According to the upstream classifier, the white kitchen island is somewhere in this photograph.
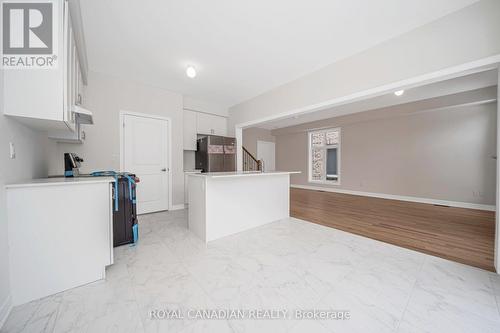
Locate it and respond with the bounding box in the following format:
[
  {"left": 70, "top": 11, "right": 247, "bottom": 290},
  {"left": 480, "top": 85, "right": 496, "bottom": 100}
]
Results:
[{"left": 188, "top": 171, "right": 299, "bottom": 242}]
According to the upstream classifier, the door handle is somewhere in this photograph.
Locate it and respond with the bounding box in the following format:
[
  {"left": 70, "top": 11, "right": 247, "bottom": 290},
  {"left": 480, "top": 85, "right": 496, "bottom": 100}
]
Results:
[{"left": 161, "top": 168, "right": 167, "bottom": 172}]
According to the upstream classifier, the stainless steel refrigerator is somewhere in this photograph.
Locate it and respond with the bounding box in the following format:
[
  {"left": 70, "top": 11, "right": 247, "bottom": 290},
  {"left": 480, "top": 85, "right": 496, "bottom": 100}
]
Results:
[{"left": 195, "top": 135, "right": 236, "bottom": 172}]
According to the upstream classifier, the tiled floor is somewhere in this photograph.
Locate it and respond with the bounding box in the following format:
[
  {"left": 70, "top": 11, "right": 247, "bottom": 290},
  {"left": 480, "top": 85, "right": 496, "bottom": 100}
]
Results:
[{"left": 2, "top": 209, "right": 500, "bottom": 332}]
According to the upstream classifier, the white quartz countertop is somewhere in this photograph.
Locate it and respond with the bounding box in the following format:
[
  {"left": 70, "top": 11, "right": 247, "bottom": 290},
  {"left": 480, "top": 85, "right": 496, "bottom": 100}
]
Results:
[
  {"left": 188, "top": 171, "right": 300, "bottom": 178},
  {"left": 5, "top": 177, "right": 116, "bottom": 189}
]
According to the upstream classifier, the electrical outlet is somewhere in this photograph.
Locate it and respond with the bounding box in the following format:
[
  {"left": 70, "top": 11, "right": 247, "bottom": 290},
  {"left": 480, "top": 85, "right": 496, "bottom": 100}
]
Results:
[{"left": 9, "top": 142, "right": 16, "bottom": 159}]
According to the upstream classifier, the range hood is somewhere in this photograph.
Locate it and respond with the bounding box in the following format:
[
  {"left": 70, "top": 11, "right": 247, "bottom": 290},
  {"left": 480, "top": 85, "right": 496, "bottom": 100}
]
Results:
[{"left": 72, "top": 105, "right": 94, "bottom": 125}]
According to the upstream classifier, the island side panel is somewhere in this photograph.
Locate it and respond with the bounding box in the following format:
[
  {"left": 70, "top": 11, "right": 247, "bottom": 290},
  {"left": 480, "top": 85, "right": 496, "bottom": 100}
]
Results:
[
  {"left": 6, "top": 182, "right": 111, "bottom": 306},
  {"left": 188, "top": 175, "right": 207, "bottom": 241},
  {"left": 205, "top": 174, "right": 290, "bottom": 241}
]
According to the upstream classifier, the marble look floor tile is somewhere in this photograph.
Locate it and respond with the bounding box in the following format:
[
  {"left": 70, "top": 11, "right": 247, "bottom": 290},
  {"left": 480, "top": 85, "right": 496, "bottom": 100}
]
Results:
[
  {"left": 178, "top": 319, "right": 234, "bottom": 333},
  {"left": 1, "top": 295, "right": 61, "bottom": 333},
  {"left": 397, "top": 256, "right": 500, "bottom": 333},
  {"left": 55, "top": 305, "right": 145, "bottom": 333},
  {"left": 185, "top": 256, "right": 258, "bottom": 306},
  {"left": 52, "top": 275, "right": 139, "bottom": 333},
  {"left": 333, "top": 264, "right": 418, "bottom": 330},
  {"left": 286, "top": 238, "right": 371, "bottom": 289},
  {"left": 227, "top": 319, "right": 289, "bottom": 333},
  {"left": 358, "top": 245, "right": 425, "bottom": 284},
  {"left": 398, "top": 285, "right": 500, "bottom": 333},
  {"left": 131, "top": 263, "right": 217, "bottom": 333},
  {"left": 254, "top": 264, "right": 332, "bottom": 309},
  {"left": 4, "top": 210, "right": 500, "bottom": 333},
  {"left": 414, "top": 257, "right": 500, "bottom": 322},
  {"left": 312, "top": 238, "right": 422, "bottom": 332},
  {"left": 122, "top": 241, "right": 181, "bottom": 271},
  {"left": 489, "top": 273, "right": 500, "bottom": 317},
  {"left": 317, "top": 286, "right": 395, "bottom": 333},
  {"left": 288, "top": 319, "right": 333, "bottom": 333}
]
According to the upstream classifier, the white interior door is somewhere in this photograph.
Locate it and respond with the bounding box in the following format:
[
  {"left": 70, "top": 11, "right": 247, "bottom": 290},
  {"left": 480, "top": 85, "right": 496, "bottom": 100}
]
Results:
[
  {"left": 123, "top": 114, "right": 169, "bottom": 214},
  {"left": 257, "top": 140, "right": 276, "bottom": 171}
]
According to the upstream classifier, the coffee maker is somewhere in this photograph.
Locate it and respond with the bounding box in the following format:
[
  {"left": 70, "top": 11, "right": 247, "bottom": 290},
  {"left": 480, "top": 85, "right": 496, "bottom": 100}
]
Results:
[{"left": 64, "top": 153, "right": 84, "bottom": 177}]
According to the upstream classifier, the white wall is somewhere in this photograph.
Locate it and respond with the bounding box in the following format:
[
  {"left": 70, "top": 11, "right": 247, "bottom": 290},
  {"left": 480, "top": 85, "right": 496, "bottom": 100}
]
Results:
[
  {"left": 0, "top": 70, "right": 51, "bottom": 324},
  {"left": 496, "top": 74, "right": 500, "bottom": 271},
  {"left": 183, "top": 96, "right": 228, "bottom": 117},
  {"left": 228, "top": 0, "right": 500, "bottom": 132},
  {"left": 48, "top": 71, "right": 185, "bottom": 206}
]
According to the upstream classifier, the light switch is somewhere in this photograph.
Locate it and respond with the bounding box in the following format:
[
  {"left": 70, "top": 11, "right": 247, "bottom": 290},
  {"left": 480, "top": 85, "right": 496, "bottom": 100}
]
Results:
[{"left": 9, "top": 142, "right": 16, "bottom": 159}]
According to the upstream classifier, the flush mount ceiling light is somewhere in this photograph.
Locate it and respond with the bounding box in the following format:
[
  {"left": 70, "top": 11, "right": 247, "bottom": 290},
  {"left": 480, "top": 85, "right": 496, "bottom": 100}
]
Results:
[
  {"left": 394, "top": 90, "right": 405, "bottom": 96},
  {"left": 186, "top": 66, "right": 197, "bottom": 78}
]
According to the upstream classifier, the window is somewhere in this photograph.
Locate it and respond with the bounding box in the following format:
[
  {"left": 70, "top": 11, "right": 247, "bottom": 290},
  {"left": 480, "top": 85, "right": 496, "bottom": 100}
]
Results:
[{"left": 309, "top": 128, "right": 340, "bottom": 184}]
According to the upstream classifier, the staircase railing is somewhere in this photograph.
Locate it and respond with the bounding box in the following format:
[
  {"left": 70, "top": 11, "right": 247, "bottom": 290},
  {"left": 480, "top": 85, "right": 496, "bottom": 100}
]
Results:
[{"left": 242, "top": 146, "right": 262, "bottom": 171}]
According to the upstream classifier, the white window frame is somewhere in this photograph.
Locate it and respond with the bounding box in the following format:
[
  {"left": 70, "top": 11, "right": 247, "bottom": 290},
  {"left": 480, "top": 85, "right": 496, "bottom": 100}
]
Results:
[{"left": 308, "top": 127, "right": 341, "bottom": 185}]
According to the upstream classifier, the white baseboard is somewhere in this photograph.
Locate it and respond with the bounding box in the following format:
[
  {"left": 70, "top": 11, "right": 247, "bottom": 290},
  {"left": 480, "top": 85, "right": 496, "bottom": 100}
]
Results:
[
  {"left": 170, "top": 204, "right": 185, "bottom": 211},
  {"left": 291, "top": 184, "right": 496, "bottom": 211},
  {"left": 0, "top": 294, "right": 13, "bottom": 330}
]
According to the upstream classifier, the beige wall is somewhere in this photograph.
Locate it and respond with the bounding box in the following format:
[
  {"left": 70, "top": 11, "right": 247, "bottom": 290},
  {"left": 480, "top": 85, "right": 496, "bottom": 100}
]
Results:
[
  {"left": 48, "top": 71, "right": 185, "bottom": 206},
  {"left": 275, "top": 102, "right": 497, "bottom": 205},
  {"left": 0, "top": 70, "right": 51, "bottom": 320},
  {"left": 228, "top": 0, "right": 500, "bottom": 133},
  {"left": 242, "top": 127, "right": 275, "bottom": 157}
]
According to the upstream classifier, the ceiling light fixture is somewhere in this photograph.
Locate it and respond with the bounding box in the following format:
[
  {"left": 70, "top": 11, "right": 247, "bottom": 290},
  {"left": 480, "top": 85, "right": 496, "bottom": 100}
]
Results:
[
  {"left": 394, "top": 90, "right": 405, "bottom": 96},
  {"left": 186, "top": 66, "right": 197, "bottom": 78}
]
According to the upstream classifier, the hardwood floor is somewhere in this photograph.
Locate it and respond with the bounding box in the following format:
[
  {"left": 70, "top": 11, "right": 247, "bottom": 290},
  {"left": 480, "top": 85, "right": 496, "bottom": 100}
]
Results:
[{"left": 290, "top": 188, "right": 496, "bottom": 271}]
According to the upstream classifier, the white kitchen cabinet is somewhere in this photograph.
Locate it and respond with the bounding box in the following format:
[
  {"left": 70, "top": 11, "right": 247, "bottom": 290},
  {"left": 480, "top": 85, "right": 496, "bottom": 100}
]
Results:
[
  {"left": 183, "top": 110, "right": 198, "bottom": 150},
  {"left": 184, "top": 170, "right": 202, "bottom": 204},
  {"left": 63, "top": 5, "right": 77, "bottom": 132},
  {"left": 48, "top": 121, "right": 86, "bottom": 143},
  {"left": 3, "top": 0, "right": 86, "bottom": 132},
  {"left": 196, "top": 112, "right": 212, "bottom": 135},
  {"left": 196, "top": 112, "right": 227, "bottom": 136},
  {"left": 212, "top": 115, "right": 227, "bottom": 136},
  {"left": 6, "top": 177, "right": 115, "bottom": 306}
]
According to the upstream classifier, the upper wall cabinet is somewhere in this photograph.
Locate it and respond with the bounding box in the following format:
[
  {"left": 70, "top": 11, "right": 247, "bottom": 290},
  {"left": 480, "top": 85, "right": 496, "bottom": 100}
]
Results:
[
  {"left": 183, "top": 110, "right": 198, "bottom": 150},
  {"left": 196, "top": 113, "right": 227, "bottom": 136},
  {"left": 2, "top": 0, "right": 88, "bottom": 132},
  {"left": 183, "top": 110, "right": 228, "bottom": 150}
]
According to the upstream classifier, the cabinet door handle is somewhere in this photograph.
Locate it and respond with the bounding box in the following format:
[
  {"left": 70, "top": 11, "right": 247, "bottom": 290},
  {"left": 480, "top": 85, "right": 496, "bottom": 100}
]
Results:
[{"left": 161, "top": 168, "right": 167, "bottom": 172}]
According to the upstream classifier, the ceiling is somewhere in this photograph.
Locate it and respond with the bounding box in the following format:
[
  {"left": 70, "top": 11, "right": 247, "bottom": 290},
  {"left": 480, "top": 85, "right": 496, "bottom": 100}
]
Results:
[
  {"left": 257, "top": 69, "right": 498, "bottom": 130},
  {"left": 80, "top": 0, "right": 478, "bottom": 108}
]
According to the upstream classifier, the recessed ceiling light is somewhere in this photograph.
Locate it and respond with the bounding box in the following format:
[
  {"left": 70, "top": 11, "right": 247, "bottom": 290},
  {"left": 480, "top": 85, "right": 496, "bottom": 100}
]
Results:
[
  {"left": 394, "top": 90, "right": 405, "bottom": 96},
  {"left": 186, "top": 66, "right": 197, "bottom": 78}
]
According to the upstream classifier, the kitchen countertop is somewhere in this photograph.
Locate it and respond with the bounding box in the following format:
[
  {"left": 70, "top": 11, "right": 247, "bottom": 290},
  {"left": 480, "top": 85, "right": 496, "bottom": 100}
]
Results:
[
  {"left": 5, "top": 177, "right": 116, "bottom": 189},
  {"left": 188, "top": 171, "right": 300, "bottom": 178}
]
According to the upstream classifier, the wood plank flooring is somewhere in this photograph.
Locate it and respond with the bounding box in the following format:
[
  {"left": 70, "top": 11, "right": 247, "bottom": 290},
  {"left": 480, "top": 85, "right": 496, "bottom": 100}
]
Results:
[{"left": 290, "top": 188, "right": 496, "bottom": 271}]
